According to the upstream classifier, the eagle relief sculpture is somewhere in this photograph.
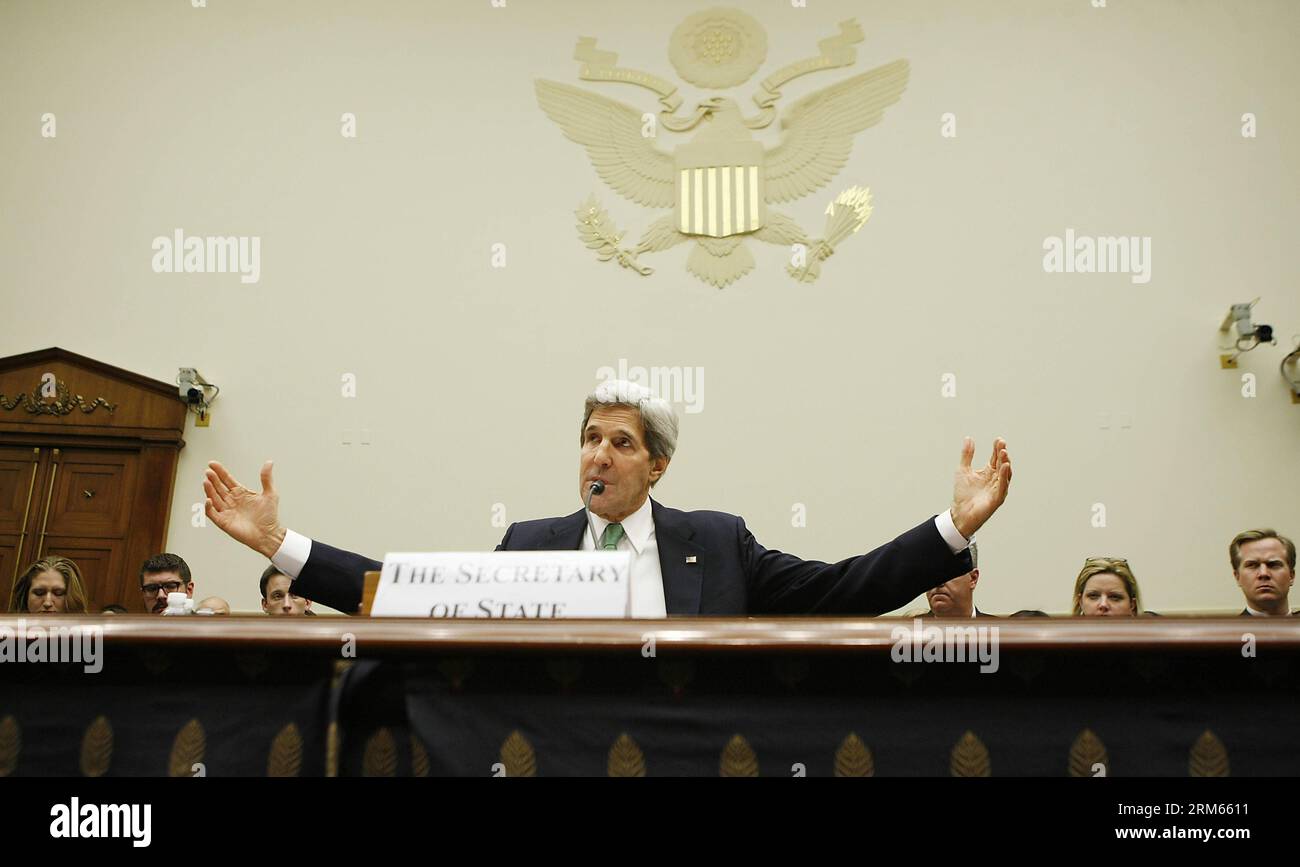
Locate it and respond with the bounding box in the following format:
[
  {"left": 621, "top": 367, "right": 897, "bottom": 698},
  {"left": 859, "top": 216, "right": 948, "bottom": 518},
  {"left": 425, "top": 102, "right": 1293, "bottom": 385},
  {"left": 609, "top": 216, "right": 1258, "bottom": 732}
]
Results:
[{"left": 535, "top": 7, "right": 908, "bottom": 288}]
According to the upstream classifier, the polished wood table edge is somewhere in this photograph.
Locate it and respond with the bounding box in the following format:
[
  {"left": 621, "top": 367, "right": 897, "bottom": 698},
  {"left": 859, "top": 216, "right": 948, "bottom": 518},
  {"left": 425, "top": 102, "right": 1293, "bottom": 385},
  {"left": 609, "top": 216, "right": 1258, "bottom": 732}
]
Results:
[{"left": 0, "top": 615, "right": 1294, "bottom": 652}]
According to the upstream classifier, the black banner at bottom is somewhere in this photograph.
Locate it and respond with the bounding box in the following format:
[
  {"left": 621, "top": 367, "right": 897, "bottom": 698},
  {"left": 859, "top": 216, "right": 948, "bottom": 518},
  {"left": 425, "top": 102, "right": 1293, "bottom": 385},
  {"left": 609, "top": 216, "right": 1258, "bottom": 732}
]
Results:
[{"left": 0, "top": 776, "right": 1281, "bottom": 854}]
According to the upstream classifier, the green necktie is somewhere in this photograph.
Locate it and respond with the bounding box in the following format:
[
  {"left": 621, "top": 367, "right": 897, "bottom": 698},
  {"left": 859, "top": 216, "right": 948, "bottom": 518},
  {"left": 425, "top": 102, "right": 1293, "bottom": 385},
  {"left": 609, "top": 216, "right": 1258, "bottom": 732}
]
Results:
[{"left": 600, "top": 523, "right": 625, "bottom": 550}]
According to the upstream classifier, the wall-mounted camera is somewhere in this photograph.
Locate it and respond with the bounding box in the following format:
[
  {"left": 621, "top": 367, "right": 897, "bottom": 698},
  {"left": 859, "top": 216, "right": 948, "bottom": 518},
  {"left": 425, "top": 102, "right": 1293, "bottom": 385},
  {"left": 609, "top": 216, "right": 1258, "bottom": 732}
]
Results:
[
  {"left": 177, "top": 368, "right": 219, "bottom": 425},
  {"left": 1218, "top": 298, "right": 1276, "bottom": 368}
]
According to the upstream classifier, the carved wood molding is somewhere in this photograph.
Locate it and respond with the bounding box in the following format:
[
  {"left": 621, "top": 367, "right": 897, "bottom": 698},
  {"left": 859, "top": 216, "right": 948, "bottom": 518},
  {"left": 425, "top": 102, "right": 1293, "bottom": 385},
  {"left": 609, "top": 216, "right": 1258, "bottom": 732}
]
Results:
[{"left": 0, "top": 377, "right": 116, "bottom": 416}]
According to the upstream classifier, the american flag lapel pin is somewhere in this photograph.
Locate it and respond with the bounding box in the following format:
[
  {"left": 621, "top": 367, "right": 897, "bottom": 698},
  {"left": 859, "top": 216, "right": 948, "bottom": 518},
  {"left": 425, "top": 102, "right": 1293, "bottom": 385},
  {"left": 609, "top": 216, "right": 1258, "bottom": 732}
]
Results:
[{"left": 685, "top": 555, "right": 697, "bottom": 564}]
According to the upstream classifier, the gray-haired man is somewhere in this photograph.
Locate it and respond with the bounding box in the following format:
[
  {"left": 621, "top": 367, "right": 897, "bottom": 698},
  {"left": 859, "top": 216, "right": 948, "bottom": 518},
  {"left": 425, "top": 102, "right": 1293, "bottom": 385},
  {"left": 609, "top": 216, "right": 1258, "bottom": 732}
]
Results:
[{"left": 203, "top": 380, "right": 1012, "bottom": 616}]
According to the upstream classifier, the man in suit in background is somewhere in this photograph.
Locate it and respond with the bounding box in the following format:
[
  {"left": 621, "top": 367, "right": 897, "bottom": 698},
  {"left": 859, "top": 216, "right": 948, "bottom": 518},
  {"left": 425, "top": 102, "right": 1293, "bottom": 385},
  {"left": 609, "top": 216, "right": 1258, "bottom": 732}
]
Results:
[
  {"left": 203, "top": 380, "right": 1013, "bottom": 616},
  {"left": 922, "top": 541, "right": 994, "bottom": 617},
  {"left": 1230, "top": 528, "right": 1295, "bottom": 616},
  {"left": 260, "top": 564, "right": 314, "bottom": 616}
]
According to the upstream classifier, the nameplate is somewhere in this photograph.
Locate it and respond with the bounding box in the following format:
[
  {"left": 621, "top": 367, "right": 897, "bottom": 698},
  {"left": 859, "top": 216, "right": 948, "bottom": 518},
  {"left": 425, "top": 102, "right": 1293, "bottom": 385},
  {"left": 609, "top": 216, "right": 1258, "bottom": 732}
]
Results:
[{"left": 371, "top": 551, "right": 632, "bottom": 618}]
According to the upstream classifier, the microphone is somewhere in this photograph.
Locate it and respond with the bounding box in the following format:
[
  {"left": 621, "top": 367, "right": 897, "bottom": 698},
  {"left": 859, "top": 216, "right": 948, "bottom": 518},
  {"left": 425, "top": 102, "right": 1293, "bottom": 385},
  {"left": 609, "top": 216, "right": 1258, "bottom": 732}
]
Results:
[{"left": 584, "top": 481, "right": 605, "bottom": 549}]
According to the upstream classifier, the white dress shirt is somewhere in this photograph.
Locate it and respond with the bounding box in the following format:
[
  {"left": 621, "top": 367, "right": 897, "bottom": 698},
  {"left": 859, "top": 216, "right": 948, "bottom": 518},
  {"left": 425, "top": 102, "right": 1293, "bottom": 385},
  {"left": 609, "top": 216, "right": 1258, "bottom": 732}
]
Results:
[
  {"left": 579, "top": 496, "right": 665, "bottom": 617},
  {"left": 270, "top": 507, "right": 972, "bottom": 616},
  {"left": 271, "top": 528, "right": 313, "bottom": 580}
]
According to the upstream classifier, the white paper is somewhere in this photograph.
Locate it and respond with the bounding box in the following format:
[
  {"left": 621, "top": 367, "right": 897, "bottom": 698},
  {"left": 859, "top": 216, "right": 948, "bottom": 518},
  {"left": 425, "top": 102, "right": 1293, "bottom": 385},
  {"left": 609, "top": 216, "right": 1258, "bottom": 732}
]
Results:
[{"left": 371, "top": 550, "right": 632, "bottom": 618}]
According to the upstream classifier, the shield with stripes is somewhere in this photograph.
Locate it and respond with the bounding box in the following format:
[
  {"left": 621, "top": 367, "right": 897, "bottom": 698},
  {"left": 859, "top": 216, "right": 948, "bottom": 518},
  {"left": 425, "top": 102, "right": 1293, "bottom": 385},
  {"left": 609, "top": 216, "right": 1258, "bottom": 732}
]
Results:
[{"left": 674, "top": 140, "right": 765, "bottom": 238}]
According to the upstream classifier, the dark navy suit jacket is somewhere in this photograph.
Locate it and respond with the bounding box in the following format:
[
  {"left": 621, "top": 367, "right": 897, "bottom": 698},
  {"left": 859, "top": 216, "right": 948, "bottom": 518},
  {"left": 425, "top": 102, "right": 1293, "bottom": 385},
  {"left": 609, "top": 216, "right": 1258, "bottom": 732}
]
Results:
[{"left": 290, "top": 499, "right": 972, "bottom": 616}]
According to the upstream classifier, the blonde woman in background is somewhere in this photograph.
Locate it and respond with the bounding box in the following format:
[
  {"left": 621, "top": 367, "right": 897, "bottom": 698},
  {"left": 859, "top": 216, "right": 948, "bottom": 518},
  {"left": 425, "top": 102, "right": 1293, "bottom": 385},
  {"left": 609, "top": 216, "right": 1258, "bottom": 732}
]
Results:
[
  {"left": 8, "top": 556, "right": 89, "bottom": 614},
  {"left": 1072, "top": 557, "right": 1141, "bottom": 617}
]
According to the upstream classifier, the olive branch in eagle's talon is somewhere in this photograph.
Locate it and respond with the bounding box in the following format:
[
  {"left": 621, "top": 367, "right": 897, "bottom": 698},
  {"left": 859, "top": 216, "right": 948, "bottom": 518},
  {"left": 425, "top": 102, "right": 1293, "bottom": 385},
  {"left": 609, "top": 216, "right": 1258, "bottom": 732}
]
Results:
[{"left": 575, "top": 197, "right": 653, "bottom": 276}]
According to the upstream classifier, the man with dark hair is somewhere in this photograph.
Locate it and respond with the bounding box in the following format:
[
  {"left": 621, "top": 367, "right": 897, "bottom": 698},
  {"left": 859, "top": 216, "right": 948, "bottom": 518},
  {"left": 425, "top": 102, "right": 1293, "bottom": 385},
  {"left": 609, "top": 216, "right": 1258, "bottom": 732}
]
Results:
[
  {"left": 139, "top": 553, "right": 194, "bottom": 614},
  {"left": 260, "top": 564, "right": 313, "bottom": 615},
  {"left": 1230, "top": 528, "right": 1296, "bottom": 616}
]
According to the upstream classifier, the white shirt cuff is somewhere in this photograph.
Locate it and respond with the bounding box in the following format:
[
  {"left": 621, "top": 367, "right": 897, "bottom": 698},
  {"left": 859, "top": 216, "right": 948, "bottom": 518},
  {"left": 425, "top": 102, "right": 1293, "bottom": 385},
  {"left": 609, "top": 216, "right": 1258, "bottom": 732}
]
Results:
[
  {"left": 271, "top": 528, "right": 312, "bottom": 579},
  {"left": 934, "top": 510, "right": 971, "bottom": 555}
]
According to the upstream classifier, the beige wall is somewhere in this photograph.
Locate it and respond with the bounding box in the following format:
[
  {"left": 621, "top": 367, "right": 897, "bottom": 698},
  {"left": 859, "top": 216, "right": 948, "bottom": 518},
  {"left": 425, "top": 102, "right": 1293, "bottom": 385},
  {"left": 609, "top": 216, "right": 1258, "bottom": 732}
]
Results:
[{"left": 2, "top": 0, "right": 1297, "bottom": 615}]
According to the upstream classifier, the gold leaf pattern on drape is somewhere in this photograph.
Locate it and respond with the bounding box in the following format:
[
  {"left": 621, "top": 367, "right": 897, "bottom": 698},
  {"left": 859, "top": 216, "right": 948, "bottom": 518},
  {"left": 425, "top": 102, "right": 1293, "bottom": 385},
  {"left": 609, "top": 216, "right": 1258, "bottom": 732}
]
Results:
[
  {"left": 1189, "top": 730, "right": 1230, "bottom": 777},
  {"left": 720, "top": 734, "right": 759, "bottom": 777},
  {"left": 168, "top": 719, "right": 205, "bottom": 777},
  {"left": 80, "top": 716, "right": 113, "bottom": 777},
  {"left": 834, "top": 733, "right": 874, "bottom": 777},
  {"left": 950, "top": 731, "right": 990, "bottom": 777},
  {"left": 607, "top": 733, "right": 646, "bottom": 777},
  {"left": 267, "top": 723, "right": 303, "bottom": 777},
  {"left": 363, "top": 728, "right": 397, "bottom": 777},
  {"left": 411, "top": 735, "right": 430, "bottom": 778},
  {"left": 0, "top": 716, "right": 19, "bottom": 776},
  {"left": 1068, "top": 729, "right": 1108, "bottom": 777},
  {"left": 500, "top": 730, "right": 537, "bottom": 777}
]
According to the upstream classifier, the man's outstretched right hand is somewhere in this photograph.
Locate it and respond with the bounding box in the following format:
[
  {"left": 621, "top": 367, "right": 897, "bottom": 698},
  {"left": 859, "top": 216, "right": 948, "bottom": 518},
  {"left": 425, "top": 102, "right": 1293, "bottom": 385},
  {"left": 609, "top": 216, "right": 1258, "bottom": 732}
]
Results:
[{"left": 204, "top": 460, "right": 286, "bottom": 560}]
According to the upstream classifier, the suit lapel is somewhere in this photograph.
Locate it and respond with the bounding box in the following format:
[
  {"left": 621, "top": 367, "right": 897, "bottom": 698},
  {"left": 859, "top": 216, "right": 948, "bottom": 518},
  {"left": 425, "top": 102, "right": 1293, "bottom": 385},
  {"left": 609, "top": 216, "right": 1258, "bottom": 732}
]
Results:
[
  {"left": 552, "top": 502, "right": 704, "bottom": 615},
  {"left": 651, "top": 500, "right": 704, "bottom": 615},
  {"left": 547, "top": 510, "right": 589, "bottom": 551}
]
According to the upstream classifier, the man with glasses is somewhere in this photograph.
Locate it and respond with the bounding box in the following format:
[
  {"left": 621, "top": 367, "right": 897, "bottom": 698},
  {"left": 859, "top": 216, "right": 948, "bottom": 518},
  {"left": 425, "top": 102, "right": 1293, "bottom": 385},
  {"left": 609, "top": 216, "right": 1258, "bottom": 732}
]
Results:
[{"left": 139, "top": 553, "right": 195, "bottom": 614}]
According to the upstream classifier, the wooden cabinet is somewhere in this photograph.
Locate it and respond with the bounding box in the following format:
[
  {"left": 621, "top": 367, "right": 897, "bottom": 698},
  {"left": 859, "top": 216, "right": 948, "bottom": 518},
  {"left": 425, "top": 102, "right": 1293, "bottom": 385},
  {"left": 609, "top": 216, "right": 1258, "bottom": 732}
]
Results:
[
  {"left": 0, "top": 445, "right": 43, "bottom": 596},
  {"left": 0, "top": 349, "right": 187, "bottom": 611}
]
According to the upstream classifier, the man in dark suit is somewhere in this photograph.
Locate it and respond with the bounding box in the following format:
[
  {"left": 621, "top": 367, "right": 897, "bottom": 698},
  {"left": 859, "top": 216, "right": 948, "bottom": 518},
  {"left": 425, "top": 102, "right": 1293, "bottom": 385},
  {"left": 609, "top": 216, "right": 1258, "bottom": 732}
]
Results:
[
  {"left": 1229, "top": 528, "right": 1296, "bottom": 617},
  {"left": 920, "top": 541, "right": 995, "bottom": 617},
  {"left": 203, "top": 380, "right": 1013, "bottom": 616}
]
